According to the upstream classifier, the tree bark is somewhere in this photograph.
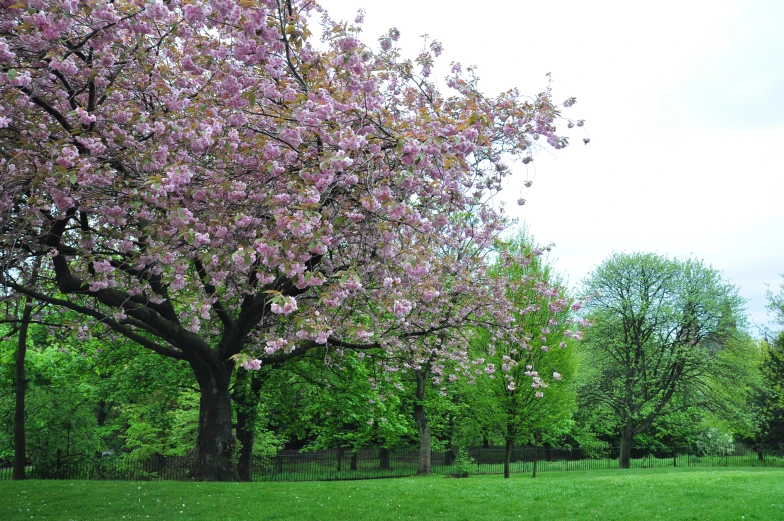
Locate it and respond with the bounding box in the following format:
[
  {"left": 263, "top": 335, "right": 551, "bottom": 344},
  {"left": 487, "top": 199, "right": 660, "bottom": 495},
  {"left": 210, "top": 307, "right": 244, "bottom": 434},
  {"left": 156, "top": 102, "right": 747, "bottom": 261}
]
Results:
[
  {"left": 379, "top": 447, "right": 390, "bottom": 470},
  {"left": 193, "top": 360, "right": 239, "bottom": 481},
  {"left": 619, "top": 424, "right": 634, "bottom": 469},
  {"left": 414, "top": 370, "right": 431, "bottom": 475},
  {"left": 532, "top": 439, "right": 539, "bottom": 479},
  {"left": 504, "top": 438, "right": 513, "bottom": 479},
  {"left": 233, "top": 370, "right": 263, "bottom": 482},
  {"left": 12, "top": 292, "right": 35, "bottom": 480},
  {"left": 444, "top": 409, "right": 456, "bottom": 466}
]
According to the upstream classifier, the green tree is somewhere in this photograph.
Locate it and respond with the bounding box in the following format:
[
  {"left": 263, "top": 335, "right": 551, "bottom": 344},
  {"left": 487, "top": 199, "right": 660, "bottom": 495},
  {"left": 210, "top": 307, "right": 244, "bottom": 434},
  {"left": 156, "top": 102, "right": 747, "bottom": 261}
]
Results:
[
  {"left": 472, "top": 233, "right": 581, "bottom": 478},
  {"left": 578, "top": 252, "right": 745, "bottom": 468},
  {"left": 745, "top": 277, "right": 784, "bottom": 452},
  {"left": 760, "top": 333, "right": 784, "bottom": 449}
]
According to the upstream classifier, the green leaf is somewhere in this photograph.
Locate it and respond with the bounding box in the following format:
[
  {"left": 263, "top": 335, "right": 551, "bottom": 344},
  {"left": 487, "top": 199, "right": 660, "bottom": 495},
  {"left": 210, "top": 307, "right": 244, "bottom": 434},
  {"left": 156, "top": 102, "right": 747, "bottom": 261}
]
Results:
[{"left": 7, "top": 69, "right": 17, "bottom": 80}]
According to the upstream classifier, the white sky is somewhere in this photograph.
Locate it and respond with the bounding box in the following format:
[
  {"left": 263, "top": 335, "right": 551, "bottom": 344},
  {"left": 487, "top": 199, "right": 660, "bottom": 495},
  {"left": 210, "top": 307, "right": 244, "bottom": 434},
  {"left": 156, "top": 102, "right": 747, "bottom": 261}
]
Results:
[{"left": 321, "top": 0, "right": 784, "bottom": 332}]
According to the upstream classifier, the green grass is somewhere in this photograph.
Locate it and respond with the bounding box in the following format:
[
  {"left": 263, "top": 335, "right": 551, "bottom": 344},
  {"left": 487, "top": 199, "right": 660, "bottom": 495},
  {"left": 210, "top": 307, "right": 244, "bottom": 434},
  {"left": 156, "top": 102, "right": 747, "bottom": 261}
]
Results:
[{"left": 1, "top": 467, "right": 782, "bottom": 521}]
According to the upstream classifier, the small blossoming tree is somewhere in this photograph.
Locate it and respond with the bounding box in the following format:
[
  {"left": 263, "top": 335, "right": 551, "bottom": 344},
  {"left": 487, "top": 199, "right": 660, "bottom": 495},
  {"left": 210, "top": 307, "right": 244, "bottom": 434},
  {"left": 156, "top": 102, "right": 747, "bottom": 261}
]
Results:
[
  {"left": 471, "top": 233, "right": 585, "bottom": 478},
  {"left": 0, "top": 0, "right": 580, "bottom": 480}
]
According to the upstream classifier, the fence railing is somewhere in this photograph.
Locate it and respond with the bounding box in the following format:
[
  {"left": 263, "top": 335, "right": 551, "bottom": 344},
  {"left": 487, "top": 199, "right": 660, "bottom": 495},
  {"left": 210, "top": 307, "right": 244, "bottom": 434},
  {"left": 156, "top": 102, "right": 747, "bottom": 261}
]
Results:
[{"left": 1, "top": 443, "right": 781, "bottom": 482}]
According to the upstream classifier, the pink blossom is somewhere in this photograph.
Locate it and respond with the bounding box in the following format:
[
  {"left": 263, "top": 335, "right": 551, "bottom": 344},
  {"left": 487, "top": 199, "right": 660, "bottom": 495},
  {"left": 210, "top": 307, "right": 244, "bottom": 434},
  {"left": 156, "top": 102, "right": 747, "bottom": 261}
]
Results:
[
  {"left": 270, "top": 296, "right": 298, "bottom": 315},
  {"left": 241, "top": 359, "right": 262, "bottom": 370}
]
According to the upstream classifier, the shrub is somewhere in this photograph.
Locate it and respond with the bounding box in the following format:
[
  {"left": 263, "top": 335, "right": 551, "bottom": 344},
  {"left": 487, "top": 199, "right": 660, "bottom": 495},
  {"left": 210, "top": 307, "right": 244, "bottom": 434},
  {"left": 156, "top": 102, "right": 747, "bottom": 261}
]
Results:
[{"left": 449, "top": 448, "right": 476, "bottom": 478}]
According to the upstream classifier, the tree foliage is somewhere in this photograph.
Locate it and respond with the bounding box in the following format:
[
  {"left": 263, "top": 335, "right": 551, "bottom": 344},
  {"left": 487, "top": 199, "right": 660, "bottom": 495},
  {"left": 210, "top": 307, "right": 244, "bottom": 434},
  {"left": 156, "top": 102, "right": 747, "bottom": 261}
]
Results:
[
  {"left": 470, "top": 231, "right": 582, "bottom": 477},
  {"left": 0, "top": 1, "right": 581, "bottom": 479},
  {"left": 577, "top": 252, "right": 746, "bottom": 468}
]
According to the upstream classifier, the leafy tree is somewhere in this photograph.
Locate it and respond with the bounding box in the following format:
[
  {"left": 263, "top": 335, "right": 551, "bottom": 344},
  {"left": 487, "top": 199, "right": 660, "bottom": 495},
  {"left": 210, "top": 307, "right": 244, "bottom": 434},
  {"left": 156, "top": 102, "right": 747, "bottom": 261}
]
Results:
[
  {"left": 767, "top": 276, "right": 784, "bottom": 331},
  {"left": 577, "top": 252, "right": 745, "bottom": 468},
  {"left": 759, "top": 332, "right": 784, "bottom": 449},
  {"left": 261, "top": 352, "right": 412, "bottom": 452},
  {"left": 471, "top": 234, "right": 581, "bottom": 478},
  {"left": 0, "top": 1, "right": 582, "bottom": 479},
  {"left": 1, "top": 310, "right": 197, "bottom": 477},
  {"left": 742, "top": 279, "right": 784, "bottom": 454},
  {"left": 1, "top": 323, "right": 103, "bottom": 467}
]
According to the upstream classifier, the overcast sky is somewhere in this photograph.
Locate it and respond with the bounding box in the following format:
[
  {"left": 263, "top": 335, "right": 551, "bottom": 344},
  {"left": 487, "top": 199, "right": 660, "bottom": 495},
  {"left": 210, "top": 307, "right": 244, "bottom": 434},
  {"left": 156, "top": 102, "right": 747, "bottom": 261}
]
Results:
[{"left": 321, "top": 0, "right": 784, "bottom": 332}]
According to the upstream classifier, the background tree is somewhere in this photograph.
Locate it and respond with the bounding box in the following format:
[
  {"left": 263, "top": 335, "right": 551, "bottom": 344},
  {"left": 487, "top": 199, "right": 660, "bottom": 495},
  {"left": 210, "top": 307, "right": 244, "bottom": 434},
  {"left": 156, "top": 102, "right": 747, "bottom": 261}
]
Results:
[
  {"left": 471, "top": 233, "right": 581, "bottom": 478},
  {"left": 0, "top": 1, "right": 580, "bottom": 479},
  {"left": 759, "top": 333, "right": 784, "bottom": 450},
  {"left": 742, "top": 277, "right": 784, "bottom": 453},
  {"left": 577, "top": 252, "right": 746, "bottom": 468}
]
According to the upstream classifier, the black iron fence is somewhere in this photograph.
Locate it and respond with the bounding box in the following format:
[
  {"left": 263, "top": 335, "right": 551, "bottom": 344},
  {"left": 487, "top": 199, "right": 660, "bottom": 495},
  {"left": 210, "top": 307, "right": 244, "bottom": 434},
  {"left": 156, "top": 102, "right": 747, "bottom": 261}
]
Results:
[
  {"left": 252, "top": 443, "right": 784, "bottom": 481},
  {"left": 0, "top": 454, "right": 195, "bottom": 481},
  {"left": 1, "top": 443, "right": 781, "bottom": 482}
]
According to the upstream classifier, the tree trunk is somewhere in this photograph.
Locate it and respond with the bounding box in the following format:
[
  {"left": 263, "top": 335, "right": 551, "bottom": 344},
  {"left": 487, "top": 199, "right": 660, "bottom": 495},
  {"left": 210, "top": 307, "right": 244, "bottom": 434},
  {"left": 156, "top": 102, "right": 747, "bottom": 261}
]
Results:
[
  {"left": 414, "top": 370, "right": 431, "bottom": 475},
  {"left": 504, "top": 438, "right": 513, "bottom": 479},
  {"left": 672, "top": 445, "right": 677, "bottom": 468},
  {"left": 233, "top": 370, "right": 263, "bottom": 482},
  {"left": 619, "top": 424, "right": 634, "bottom": 469},
  {"left": 379, "top": 447, "right": 390, "bottom": 470},
  {"left": 444, "top": 448, "right": 456, "bottom": 466},
  {"left": 12, "top": 292, "right": 34, "bottom": 480},
  {"left": 444, "top": 409, "right": 456, "bottom": 466},
  {"left": 532, "top": 440, "right": 539, "bottom": 479},
  {"left": 350, "top": 451, "right": 358, "bottom": 471},
  {"left": 96, "top": 400, "right": 108, "bottom": 427},
  {"left": 193, "top": 361, "right": 239, "bottom": 481}
]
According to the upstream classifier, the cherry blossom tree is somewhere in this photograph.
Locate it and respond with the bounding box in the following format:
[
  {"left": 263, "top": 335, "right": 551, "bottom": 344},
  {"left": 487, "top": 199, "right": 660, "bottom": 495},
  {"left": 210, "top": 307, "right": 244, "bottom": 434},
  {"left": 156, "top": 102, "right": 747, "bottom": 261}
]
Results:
[
  {"left": 0, "top": 0, "right": 580, "bottom": 480},
  {"left": 470, "top": 234, "right": 584, "bottom": 478}
]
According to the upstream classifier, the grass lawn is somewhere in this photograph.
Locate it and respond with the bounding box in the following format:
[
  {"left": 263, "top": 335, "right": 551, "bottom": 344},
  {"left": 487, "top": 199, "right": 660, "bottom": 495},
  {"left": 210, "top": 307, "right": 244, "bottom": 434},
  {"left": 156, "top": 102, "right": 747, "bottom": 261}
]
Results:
[{"left": 1, "top": 467, "right": 782, "bottom": 521}]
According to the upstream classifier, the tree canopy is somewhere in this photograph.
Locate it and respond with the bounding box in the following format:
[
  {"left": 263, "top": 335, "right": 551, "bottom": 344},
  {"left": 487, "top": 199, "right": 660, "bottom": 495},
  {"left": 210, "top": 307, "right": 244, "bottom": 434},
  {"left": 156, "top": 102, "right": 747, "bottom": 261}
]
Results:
[
  {"left": 0, "top": 0, "right": 581, "bottom": 479},
  {"left": 577, "top": 252, "right": 746, "bottom": 468}
]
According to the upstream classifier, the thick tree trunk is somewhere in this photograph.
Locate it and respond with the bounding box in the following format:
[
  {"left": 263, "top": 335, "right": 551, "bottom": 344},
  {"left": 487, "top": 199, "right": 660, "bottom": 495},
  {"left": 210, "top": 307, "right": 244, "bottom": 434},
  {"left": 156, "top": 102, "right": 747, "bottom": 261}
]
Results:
[
  {"left": 414, "top": 370, "right": 431, "bottom": 475},
  {"left": 233, "top": 370, "right": 263, "bottom": 482},
  {"left": 13, "top": 293, "right": 34, "bottom": 480},
  {"left": 619, "top": 424, "right": 634, "bottom": 469},
  {"left": 193, "top": 361, "right": 239, "bottom": 481},
  {"left": 504, "top": 438, "right": 513, "bottom": 479},
  {"left": 414, "top": 404, "right": 431, "bottom": 475},
  {"left": 350, "top": 451, "right": 358, "bottom": 471}
]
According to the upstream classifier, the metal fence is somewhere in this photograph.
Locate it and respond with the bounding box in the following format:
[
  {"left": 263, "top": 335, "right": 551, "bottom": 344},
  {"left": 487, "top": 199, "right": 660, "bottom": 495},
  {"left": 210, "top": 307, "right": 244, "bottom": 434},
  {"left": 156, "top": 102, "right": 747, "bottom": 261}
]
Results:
[
  {"left": 0, "top": 454, "right": 195, "bottom": 481},
  {"left": 252, "top": 443, "right": 784, "bottom": 481},
  {"left": 1, "top": 443, "right": 781, "bottom": 482}
]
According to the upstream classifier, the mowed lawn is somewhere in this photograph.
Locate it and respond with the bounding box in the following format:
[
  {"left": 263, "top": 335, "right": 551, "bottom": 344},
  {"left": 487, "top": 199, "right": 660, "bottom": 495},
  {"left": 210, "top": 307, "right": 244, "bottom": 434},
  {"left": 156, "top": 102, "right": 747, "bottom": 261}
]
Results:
[{"left": 1, "top": 467, "right": 782, "bottom": 521}]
